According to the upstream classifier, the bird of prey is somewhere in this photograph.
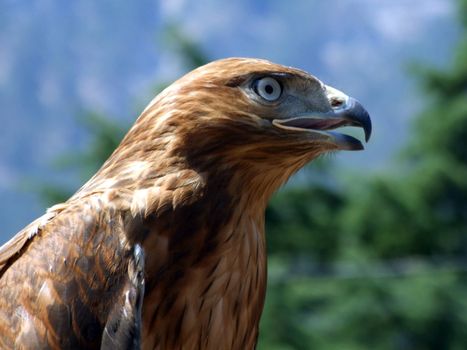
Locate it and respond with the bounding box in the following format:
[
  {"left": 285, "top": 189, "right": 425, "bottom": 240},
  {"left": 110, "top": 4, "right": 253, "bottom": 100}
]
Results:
[{"left": 0, "top": 58, "right": 371, "bottom": 349}]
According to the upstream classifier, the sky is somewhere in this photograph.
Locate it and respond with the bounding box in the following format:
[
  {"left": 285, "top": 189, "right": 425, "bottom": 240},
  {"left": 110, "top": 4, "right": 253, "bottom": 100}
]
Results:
[{"left": 0, "top": 0, "right": 461, "bottom": 241}]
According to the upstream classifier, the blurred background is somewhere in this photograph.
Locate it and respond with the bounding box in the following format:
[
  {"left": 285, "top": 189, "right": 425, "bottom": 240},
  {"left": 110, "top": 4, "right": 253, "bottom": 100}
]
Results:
[{"left": 1, "top": 0, "right": 466, "bottom": 348}]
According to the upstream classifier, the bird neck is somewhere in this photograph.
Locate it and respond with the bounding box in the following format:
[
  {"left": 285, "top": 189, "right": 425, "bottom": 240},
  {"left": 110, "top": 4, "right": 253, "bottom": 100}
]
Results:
[
  {"left": 70, "top": 132, "right": 299, "bottom": 347},
  {"left": 130, "top": 167, "right": 269, "bottom": 349}
]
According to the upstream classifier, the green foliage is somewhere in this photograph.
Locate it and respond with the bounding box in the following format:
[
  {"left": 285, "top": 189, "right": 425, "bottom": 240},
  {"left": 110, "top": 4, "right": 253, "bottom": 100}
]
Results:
[
  {"left": 36, "top": 112, "right": 127, "bottom": 205},
  {"left": 261, "top": 264, "right": 467, "bottom": 350},
  {"left": 162, "top": 24, "right": 210, "bottom": 70},
  {"left": 266, "top": 185, "right": 343, "bottom": 262}
]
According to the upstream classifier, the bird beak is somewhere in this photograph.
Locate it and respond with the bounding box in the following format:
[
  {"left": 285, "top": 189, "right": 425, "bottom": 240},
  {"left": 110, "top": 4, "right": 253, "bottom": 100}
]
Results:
[{"left": 272, "top": 85, "right": 372, "bottom": 151}]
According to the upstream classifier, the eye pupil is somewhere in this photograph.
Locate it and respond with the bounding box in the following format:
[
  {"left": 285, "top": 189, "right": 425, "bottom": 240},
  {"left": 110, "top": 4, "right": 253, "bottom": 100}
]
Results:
[{"left": 265, "top": 84, "right": 274, "bottom": 94}]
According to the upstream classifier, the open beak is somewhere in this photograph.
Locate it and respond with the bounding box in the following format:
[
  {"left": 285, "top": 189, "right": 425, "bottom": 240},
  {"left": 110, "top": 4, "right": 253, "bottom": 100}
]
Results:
[{"left": 272, "top": 85, "right": 372, "bottom": 151}]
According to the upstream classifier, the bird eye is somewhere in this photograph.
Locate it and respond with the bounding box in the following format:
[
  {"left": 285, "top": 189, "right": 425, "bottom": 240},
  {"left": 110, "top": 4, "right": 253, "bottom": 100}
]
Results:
[{"left": 254, "top": 77, "right": 282, "bottom": 102}]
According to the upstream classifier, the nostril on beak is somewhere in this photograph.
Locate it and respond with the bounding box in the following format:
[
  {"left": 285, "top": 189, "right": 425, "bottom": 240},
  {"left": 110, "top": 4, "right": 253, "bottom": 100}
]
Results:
[
  {"left": 325, "top": 85, "right": 350, "bottom": 110},
  {"left": 330, "top": 96, "right": 346, "bottom": 109}
]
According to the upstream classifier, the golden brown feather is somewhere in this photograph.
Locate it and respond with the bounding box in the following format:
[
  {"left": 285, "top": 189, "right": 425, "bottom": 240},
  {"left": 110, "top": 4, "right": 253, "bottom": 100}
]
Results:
[{"left": 0, "top": 58, "right": 371, "bottom": 349}]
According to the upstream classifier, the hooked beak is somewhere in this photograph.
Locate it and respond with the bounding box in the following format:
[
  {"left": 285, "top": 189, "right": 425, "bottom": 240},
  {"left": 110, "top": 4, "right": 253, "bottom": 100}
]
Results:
[{"left": 272, "top": 85, "right": 372, "bottom": 150}]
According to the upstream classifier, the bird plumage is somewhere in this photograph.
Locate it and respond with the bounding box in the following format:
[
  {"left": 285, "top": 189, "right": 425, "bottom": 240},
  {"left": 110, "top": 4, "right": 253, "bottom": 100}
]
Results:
[{"left": 0, "top": 58, "right": 371, "bottom": 349}]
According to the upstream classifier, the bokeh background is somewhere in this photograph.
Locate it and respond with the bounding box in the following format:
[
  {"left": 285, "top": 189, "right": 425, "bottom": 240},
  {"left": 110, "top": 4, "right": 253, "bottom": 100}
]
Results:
[{"left": 1, "top": 0, "right": 466, "bottom": 348}]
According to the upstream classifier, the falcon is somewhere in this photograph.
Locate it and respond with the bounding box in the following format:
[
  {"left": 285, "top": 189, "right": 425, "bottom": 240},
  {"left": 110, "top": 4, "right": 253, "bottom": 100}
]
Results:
[{"left": 0, "top": 58, "right": 371, "bottom": 349}]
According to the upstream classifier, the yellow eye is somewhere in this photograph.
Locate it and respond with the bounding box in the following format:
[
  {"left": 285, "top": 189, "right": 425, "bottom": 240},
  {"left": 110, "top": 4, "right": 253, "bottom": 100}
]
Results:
[{"left": 254, "top": 77, "right": 282, "bottom": 102}]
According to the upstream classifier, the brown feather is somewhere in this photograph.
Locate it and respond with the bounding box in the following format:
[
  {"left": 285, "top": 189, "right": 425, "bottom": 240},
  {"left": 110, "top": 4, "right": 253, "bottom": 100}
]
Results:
[{"left": 0, "top": 58, "right": 366, "bottom": 349}]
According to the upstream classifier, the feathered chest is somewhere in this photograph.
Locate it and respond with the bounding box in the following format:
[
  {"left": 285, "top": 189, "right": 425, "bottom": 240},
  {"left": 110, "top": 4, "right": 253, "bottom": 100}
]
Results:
[{"left": 136, "top": 202, "right": 268, "bottom": 350}]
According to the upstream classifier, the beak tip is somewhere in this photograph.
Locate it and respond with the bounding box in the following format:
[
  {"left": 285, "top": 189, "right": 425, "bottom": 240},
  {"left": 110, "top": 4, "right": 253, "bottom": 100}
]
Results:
[
  {"left": 363, "top": 112, "right": 372, "bottom": 143},
  {"left": 348, "top": 98, "right": 372, "bottom": 143}
]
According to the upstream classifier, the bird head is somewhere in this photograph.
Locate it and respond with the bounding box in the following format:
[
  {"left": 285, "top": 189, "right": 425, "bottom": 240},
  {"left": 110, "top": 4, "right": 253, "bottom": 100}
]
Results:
[
  {"left": 109, "top": 58, "right": 371, "bottom": 201},
  {"left": 146, "top": 58, "right": 369, "bottom": 164},
  {"left": 203, "top": 58, "right": 368, "bottom": 143}
]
